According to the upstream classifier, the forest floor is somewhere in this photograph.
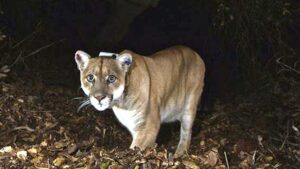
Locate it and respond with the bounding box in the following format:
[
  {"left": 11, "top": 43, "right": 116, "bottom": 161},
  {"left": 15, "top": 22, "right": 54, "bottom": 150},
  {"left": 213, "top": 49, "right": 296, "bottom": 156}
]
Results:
[{"left": 0, "top": 75, "right": 299, "bottom": 169}]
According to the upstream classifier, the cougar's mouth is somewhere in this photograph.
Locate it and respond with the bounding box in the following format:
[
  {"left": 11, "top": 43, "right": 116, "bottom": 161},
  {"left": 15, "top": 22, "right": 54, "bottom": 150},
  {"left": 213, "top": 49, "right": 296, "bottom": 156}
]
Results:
[{"left": 90, "top": 95, "right": 112, "bottom": 111}]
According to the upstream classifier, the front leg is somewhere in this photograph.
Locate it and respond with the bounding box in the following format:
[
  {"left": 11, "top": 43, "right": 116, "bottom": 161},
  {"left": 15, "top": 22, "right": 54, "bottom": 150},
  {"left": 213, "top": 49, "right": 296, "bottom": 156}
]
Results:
[
  {"left": 130, "top": 127, "right": 159, "bottom": 150},
  {"left": 129, "top": 104, "right": 160, "bottom": 150}
]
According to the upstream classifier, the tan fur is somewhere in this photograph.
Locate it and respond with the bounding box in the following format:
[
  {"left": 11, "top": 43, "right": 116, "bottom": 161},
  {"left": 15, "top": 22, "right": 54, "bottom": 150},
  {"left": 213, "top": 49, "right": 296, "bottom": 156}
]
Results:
[{"left": 75, "top": 46, "right": 205, "bottom": 157}]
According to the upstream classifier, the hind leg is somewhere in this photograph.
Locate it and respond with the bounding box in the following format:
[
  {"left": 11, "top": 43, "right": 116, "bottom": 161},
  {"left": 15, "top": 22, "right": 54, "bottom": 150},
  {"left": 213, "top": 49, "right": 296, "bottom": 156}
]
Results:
[{"left": 175, "top": 93, "right": 202, "bottom": 157}]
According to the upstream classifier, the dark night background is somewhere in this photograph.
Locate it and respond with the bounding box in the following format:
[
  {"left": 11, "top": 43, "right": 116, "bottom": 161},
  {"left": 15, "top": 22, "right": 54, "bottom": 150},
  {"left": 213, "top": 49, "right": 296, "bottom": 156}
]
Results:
[
  {"left": 0, "top": 0, "right": 299, "bottom": 168},
  {"left": 1, "top": 0, "right": 299, "bottom": 98}
]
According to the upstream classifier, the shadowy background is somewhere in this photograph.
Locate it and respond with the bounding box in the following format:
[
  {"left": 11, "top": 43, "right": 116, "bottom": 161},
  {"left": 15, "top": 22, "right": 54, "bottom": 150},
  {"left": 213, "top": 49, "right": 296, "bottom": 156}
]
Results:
[{"left": 1, "top": 0, "right": 299, "bottom": 99}]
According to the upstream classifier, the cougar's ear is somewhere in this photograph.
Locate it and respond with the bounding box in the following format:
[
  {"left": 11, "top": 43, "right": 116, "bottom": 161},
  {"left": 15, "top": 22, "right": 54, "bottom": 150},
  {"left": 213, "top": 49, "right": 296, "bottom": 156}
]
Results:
[
  {"left": 75, "top": 50, "right": 91, "bottom": 70},
  {"left": 117, "top": 53, "right": 132, "bottom": 72}
]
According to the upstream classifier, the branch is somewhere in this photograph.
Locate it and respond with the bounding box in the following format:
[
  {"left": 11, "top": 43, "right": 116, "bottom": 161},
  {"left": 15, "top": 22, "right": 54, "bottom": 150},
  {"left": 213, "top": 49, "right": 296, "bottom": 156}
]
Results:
[
  {"left": 276, "top": 57, "right": 300, "bottom": 74},
  {"left": 23, "top": 39, "right": 64, "bottom": 59}
]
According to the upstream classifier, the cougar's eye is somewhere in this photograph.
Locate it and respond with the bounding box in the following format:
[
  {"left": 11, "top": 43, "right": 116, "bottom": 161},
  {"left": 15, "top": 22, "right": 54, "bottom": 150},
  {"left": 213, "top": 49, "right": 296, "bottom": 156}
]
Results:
[
  {"left": 86, "top": 74, "right": 94, "bottom": 82},
  {"left": 107, "top": 75, "right": 116, "bottom": 84}
]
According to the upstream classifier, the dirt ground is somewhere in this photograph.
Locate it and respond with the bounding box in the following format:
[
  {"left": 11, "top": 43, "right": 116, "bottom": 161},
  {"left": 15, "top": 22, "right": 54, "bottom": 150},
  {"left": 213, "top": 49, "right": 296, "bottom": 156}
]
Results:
[{"left": 0, "top": 74, "right": 299, "bottom": 169}]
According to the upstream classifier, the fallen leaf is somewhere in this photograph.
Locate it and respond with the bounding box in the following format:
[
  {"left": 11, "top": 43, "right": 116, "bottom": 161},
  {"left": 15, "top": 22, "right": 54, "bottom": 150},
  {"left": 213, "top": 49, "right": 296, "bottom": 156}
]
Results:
[
  {"left": 200, "top": 140, "right": 205, "bottom": 146},
  {"left": 257, "top": 135, "right": 263, "bottom": 147},
  {"left": 53, "top": 156, "right": 66, "bottom": 167},
  {"left": 54, "top": 140, "right": 69, "bottom": 149},
  {"left": 204, "top": 148, "right": 219, "bottom": 167},
  {"left": 214, "top": 164, "right": 227, "bottom": 169},
  {"left": 2, "top": 86, "right": 8, "bottom": 92},
  {"left": 220, "top": 138, "right": 227, "bottom": 146},
  {"left": 31, "top": 156, "right": 43, "bottom": 165},
  {"left": 17, "top": 98, "right": 24, "bottom": 103},
  {"left": 264, "top": 156, "right": 273, "bottom": 162},
  {"left": 27, "top": 147, "right": 38, "bottom": 155},
  {"left": 67, "top": 144, "right": 78, "bottom": 154},
  {"left": 239, "top": 159, "right": 249, "bottom": 169},
  {"left": 0, "top": 146, "right": 13, "bottom": 153},
  {"left": 99, "top": 162, "right": 109, "bottom": 169},
  {"left": 182, "top": 160, "right": 200, "bottom": 169},
  {"left": 235, "top": 139, "right": 257, "bottom": 153},
  {"left": 16, "top": 150, "right": 27, "bottom": 160},
  {"left": 40, "top": 140, "right": 48, "bottom": 147},
  {"left": 174, "top": 161, "right": 180, "bottom": 166},
  {"left": 62, "top": 165, "right": 71, "bottom": 169}
]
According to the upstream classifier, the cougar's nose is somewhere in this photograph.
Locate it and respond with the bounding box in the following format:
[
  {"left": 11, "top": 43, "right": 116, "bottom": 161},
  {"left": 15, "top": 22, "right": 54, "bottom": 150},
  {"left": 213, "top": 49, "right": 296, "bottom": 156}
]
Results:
[{"left": 94, "top": 95, "right": 105, "bottom": 102}]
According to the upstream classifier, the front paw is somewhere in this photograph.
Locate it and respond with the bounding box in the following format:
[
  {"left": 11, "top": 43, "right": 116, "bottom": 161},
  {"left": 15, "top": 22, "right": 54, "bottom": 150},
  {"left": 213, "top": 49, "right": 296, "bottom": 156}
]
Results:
[
  {"left": 129, "top": 145, "right": 142, "bottom": 151},
  {"left": 174, "top": 146, "right": 188, "bottom": 158}
]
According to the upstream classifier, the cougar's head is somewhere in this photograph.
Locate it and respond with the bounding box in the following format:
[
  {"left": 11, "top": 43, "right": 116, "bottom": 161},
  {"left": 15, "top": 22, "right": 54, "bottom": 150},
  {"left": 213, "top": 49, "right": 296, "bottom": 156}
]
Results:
[{"left": 75, "top": 50, "right": 132, "bottom": 111}]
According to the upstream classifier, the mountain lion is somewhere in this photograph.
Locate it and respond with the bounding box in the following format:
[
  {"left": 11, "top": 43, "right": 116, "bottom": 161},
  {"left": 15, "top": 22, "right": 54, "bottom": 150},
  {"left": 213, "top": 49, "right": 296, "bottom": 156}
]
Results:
[{"left": 75, "top": 46, "right": 205, "bottom": 157}]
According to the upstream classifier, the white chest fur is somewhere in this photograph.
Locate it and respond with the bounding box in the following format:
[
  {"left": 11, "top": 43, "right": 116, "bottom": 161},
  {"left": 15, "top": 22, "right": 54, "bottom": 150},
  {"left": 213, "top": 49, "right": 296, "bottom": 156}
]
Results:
[{"left": 112, "top": 106, "right": 143, "bottom": 135}]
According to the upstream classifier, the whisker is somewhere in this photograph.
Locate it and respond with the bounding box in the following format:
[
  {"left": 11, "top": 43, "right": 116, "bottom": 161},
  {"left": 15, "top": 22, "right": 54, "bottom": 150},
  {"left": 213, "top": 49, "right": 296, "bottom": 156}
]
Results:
[
  {"left": 77, "top": 99, "right": 91, "bottom": 112},
  {"left": 72, "top": 97, "right": 86, "bottom": 100}
]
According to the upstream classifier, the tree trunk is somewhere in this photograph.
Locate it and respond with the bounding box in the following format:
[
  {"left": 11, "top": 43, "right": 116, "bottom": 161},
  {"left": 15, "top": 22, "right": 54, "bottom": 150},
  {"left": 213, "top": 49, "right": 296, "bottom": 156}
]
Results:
[{"left": 95, "top": 0, "right": 159, "bottom": 50}]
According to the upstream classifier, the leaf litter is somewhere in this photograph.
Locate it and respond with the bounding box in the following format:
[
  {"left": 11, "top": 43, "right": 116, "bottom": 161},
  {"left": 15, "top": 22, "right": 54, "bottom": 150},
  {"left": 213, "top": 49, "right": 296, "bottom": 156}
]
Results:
[{"left": 0, "top": 79, "right": 298, "bottom": 168}]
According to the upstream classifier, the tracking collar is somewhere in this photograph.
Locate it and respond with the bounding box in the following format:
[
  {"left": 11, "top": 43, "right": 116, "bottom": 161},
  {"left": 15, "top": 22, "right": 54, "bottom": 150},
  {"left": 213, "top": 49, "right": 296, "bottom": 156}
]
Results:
[{"left": 98, "top": 51, "right": 119, "bottom": 59}]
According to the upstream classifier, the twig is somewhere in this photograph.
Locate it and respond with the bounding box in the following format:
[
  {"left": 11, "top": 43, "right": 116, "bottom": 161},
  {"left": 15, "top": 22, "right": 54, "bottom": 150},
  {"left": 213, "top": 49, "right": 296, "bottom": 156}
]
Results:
[
  {"left": 9, "top": 51, "right": 23, "bottom": 68},
  {"left": 12, "top": 30, "right": 37, "bottom": 49},
  {"left": 273, "top": 163, "right": 281, "bottom": 168},
  {"left": 23, "top": 39, "right": 64, "bottom": 59},
  {"left": 102, "top": 128, "right": 106, "bottom": 139},
  {"left": 12, "top": 126, "right": 35, "bottom": 132},
  {"left": 252, "top": 150, "right": 257, "bottom": 165},
  {"left": 23, "top": 109, "right": 51, "bottom": 113},
  {"left": 276, "top": 57, "right": 300, "bottom": 74},
  {"left": 224, "top": 151, "right": 230, "bottom": 169},
  {"left": 294, "top": 60, "right": 300, "bottom": 68},
  {"left": 285, "top": 141, "right": 300, "bottom": 147},
  {"left": 8, "top": 39, "right": 64, "bottom": 69},
  {"left": 280, "top": 120, "right": 290, "bottom": 150}
]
